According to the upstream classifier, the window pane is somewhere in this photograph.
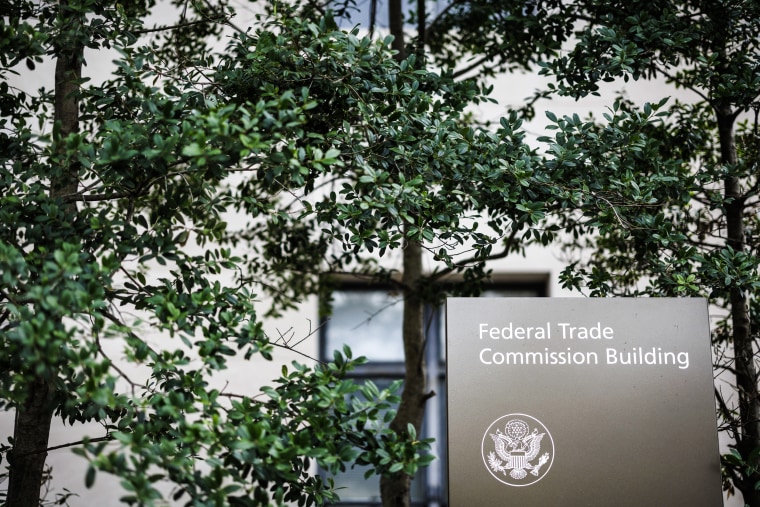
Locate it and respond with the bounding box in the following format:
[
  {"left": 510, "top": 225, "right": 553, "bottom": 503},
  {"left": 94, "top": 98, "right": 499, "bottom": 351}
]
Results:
[
  {"left": 328, "top": 466, "right": 425, "bottom": 504},
  {"left": 334, "top": 0, "right": 451, "bottom": 29},
  {"left": 325, "top": 379, "right": 425, "bottom": 504},
  {"left": 325, "top": 290, "right": 404, "bottom": 362}
]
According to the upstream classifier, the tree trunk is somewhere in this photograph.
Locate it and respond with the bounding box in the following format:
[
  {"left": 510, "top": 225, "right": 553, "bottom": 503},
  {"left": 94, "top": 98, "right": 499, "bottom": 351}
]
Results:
[
  {"left": 381, "top": 234, "right": 427, "bottom": 507},
  {"left": 6, "top": 2, "right": 82, "bottom": 505},
  {"left": 7, "top": 380, "right": 56, "bottom": 507},
  {"left": 717, "top": 105, "right": 760, "bottom": 506},
  {"left": 388, "top": 0, "right": 405, "bottom": 58},
  {"left": 379, "top": 5, "right": 430, "bottom": 507}
]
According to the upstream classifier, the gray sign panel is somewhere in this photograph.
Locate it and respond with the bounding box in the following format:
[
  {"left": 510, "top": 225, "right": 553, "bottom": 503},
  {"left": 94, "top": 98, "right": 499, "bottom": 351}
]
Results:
[{"left": 446, "top": 298, "right": 722, "bottom": 506}]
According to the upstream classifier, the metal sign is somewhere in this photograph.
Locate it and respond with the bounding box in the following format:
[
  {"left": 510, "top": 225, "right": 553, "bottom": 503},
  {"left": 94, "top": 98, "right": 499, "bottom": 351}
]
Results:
[{"left": 446, "top": 298, "right": 722, "bottom": 506}]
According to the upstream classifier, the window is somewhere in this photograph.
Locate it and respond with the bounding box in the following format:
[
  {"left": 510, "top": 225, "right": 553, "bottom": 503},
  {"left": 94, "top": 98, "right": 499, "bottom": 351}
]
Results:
[
  {"left": 333, "top": 0, "right": 452, "bottom": 30},
  {"left": 320, "top": 276, "right": 548, "bottom": 506}
]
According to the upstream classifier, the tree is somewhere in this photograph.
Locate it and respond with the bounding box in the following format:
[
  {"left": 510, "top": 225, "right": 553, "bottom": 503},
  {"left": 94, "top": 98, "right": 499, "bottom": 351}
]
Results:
[
  {"left": 375, "top": 0, "right": 760, "bottom": 503},
  {"left": 4, "top": 2, "right": 705, "bottom": 506},
  {"left": 504, "top": 0, "right": 760, "bottom": 504},
  {"left": 0, "top": 1, "right": 433, "bottom": 505},
  {"left": 236, "top": 1, "right": 760, "bottom": 505},
  {"left": 217, "top": 1, "right": 579, "bottom": 505}
]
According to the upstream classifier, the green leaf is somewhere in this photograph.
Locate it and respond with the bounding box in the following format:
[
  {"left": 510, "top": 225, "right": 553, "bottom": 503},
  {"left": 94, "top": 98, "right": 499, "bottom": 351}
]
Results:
[{"left": 85, "top": 466, "right": 96, "bottom": 488}]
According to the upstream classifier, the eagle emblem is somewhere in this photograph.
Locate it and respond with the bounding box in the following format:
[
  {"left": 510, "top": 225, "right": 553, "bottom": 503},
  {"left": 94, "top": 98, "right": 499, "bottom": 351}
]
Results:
[{"left": 482, "top": 414, "right": 554, "bottom": 486}]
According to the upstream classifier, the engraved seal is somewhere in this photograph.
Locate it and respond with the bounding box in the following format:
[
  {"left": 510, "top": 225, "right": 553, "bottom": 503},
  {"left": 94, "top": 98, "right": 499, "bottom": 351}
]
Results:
[{"left": 481, "top": 413, "right": 554, "bottom": 486}]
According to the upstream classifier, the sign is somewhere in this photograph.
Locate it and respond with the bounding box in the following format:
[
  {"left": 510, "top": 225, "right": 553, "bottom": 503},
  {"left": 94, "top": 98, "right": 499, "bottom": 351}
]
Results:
[{"left": 446, "top": 298, "right": 722, "bottom": 506}]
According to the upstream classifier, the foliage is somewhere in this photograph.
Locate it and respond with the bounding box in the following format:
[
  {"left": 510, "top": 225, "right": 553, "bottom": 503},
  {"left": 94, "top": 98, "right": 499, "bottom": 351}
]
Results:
[
  {"left": 344, "top": 0, "right": 760, "bottom": 503},
  {"left": 206, "top": 3, "right": 572, "bottom": 505},
  {"left": 0, "top": 1, "right": 434, "bottom": 505},
  {"left": 217, "top": 4, "right": 554, "bottom": 311},
  {"left": 11, "top": 0, "right": 753, "bottom": 505},
  {"left": 518, "top": 0, "right": 760, "bottom": 503},
  {"left": 209, "top": 2, "right": 704, "bottom": 505},
  {"left": 540, "top": 10, "right": 760, "bottom": 292},
  {"left": 212, "top": 0, "right": 760, "bottom": 503},
  {"left": 423, "top": 0, "right": 572, "bottom": 80},
  {"left": 71, "top": 351, "right": 430, "bottom": 506}
]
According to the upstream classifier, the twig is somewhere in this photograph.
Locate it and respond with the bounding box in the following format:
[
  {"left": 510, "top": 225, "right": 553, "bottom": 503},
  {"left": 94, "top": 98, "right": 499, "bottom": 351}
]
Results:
[
  {"left": 132, "top": 15, "right": 228, "bottom": 36},
  {"left": 11, "top": 436, "right": 113, "bottom": 459},
  {"left": 430, "top": 226, "right": 520, "bottom": 281}
]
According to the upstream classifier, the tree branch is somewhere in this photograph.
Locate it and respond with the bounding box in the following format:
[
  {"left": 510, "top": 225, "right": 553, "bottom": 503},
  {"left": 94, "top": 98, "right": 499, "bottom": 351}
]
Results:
[
  {"left": 62, "top": 191, "right": 132, "bottom": 203},
  {"left": 424, "top": 0, "right": 465, "bottom": 44},
  {"left": 12, "top": 436, "right": 113, "bottom": 459},
  {"left": 452, "top": 54, "right": 495, "bottom": 80},
  {"left": 429, "top": 226, "right": 520, "bottom": 282},
  {"left": 133, "top": 15, "right": 228, "bottom": 36}
]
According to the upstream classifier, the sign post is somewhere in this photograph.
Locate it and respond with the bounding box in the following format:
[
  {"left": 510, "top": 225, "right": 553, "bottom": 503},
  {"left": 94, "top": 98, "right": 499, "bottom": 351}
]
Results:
[{"left": 446, "top": 298, "right": 722, "bottom": 506}]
